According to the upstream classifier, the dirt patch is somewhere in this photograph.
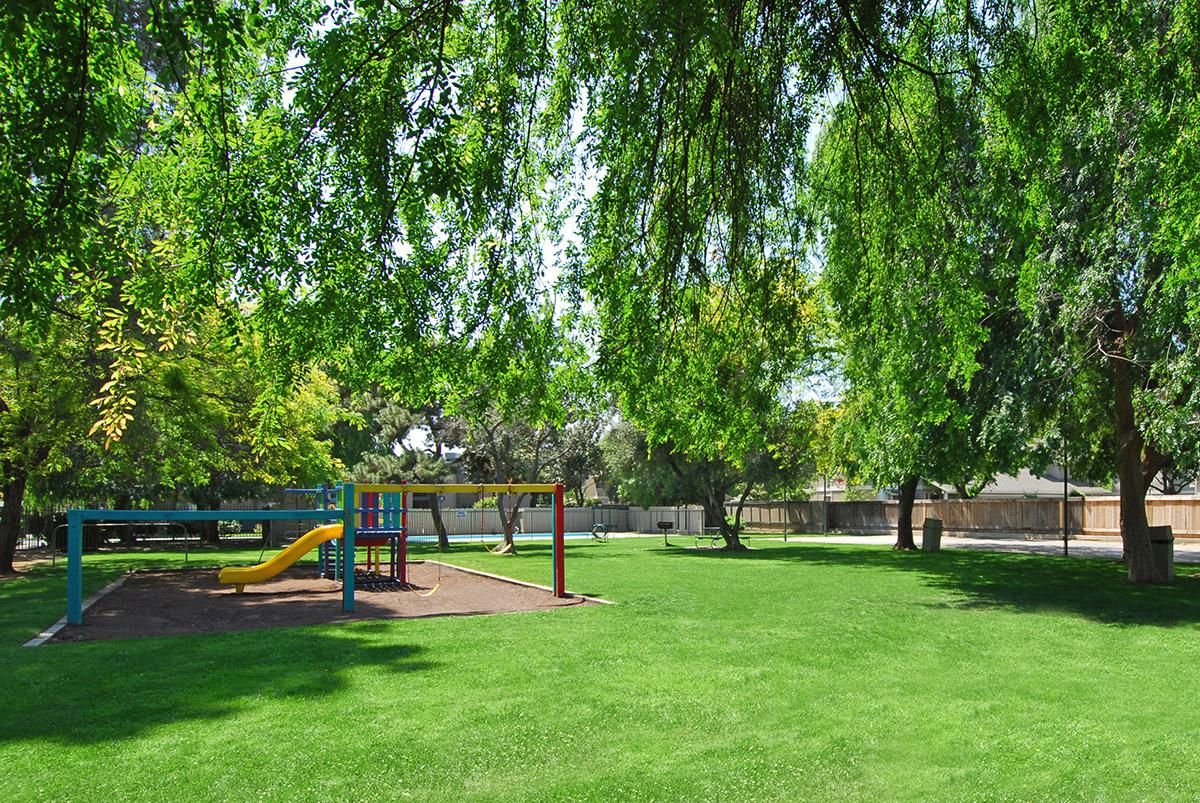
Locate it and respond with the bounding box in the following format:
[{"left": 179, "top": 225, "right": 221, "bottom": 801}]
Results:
[
  {"left": 3, "top": 550, "right": 58, "bottom": 577},
  {"left": 55, "top": 561, "right": 593, "bottom": 642}
]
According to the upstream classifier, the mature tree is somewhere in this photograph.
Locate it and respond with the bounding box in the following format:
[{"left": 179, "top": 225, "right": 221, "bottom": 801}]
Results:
[
  {"left": 815, "top": 21, "right": 1041, "bottom": 549},
  {"left": 602, "top": 420, "right": 746, "bottom": 528},
  {"left": 2, "top": 0, "right": 574, "bottom": 451},
  {"left": 340, "top": 392, "right": 459, "bottom": 549},
  {"left": 1, "top": 0, "right": 326, "bottom": 445},
  {"left": 1, "top": 298, "right": 343, "bottom": 566},
  {"left": 244, "top": 0, "right": 575, "bottom": 413},
  {"left": 456, "top": 414, "right": 564, "bottom": 549},
  {"left": 989, "top": 0, "right": 1200, "bottom": 582},
  {"left": 38, "top": 309, "right": 343, "bottom": 543},
  {"left": 0, "top": 315, "right": 99, "bottom": 572},
  {"left": 561, "top": 0, "right": 907, "bottom": 549},
  {"left": 587, "top": 269, "right": 819, "bottom": 549},
  {"left": 601, "top": 410, "right": 814, "bottom": 543},
  {"left": 601, "top": 421, "right": 674, "bottom": 506},
  {"left": 556, "top": 414, "right": 606, "bottom": 506},
  {"left": 449, "top": 308, "right": 600, "bottom": 551},
  {"left": 1149, "top": 461, "right": 1199, "bottom": 497}
]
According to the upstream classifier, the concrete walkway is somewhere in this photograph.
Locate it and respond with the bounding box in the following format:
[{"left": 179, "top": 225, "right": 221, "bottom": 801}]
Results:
[{"left": 776, "top": 533, "right": 1200, "bottom": 564}]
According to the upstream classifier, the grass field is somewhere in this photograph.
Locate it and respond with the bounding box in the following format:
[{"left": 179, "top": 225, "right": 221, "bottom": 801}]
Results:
[{"left": 4, "top": 537, "right": 1200, "bottom": 801}]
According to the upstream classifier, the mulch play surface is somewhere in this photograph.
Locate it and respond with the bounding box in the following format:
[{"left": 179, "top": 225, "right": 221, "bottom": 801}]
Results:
[{"left": 56, "top": 561, "right": 593, "bottom": 642}]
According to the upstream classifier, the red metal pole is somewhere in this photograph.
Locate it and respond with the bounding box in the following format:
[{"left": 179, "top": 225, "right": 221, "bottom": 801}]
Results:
[
  {"left": 400, "top": 481, "right": 408, "bottom": 585},
  {"left": 553, "top": 483, "right": 566, "bottom": 597}
]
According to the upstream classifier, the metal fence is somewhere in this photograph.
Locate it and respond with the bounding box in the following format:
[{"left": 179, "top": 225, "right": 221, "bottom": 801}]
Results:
[{"left": 9, "top": 502, "right": 283, "bottom": 553}]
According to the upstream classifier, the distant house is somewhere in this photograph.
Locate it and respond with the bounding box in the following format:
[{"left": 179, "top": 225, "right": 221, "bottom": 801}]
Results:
[
  {"left": 1117, "top": 470, "right": 1197, "bottom": 497},
  {"left": 805, "top": 468, "right": 1111, "bottom": 502},
  {"left": 931, "top": 468, "right": 1111, "bottom": 499},
  {"left": 581, "top": 475, "right": 614, "bottom": 503},
  {"left": 802, "top": 476, "right": 897, "bottom": 502}
]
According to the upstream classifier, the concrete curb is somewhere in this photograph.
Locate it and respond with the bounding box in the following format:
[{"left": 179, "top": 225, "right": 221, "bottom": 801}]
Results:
[
  {"left": 24, "top": 572, "right": 131, "bottom": 647},
  {"left": 417, "top": 559, "right": 615, "bottom": 605}
]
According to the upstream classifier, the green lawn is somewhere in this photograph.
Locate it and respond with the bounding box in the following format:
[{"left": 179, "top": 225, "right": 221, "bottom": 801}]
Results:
[{"left": 4, "top": 538, "right": 1200, "bottom": 801}]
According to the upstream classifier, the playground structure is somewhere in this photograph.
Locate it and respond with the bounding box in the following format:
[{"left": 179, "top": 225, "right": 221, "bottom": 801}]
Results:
[
  {"left": 66, "top": 482, "right": 568, "bottom": 625},
  {"left": 215, "top": 485, "right": 411, "bottom": 592}
]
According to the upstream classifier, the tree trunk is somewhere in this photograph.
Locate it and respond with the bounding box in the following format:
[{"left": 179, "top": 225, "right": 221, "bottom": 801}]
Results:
[
  {"left": 894, "top": 475, "right": 919, "bottom": 550},
  {"left": 198, "top": 498, "right": 222, "bottom": 545},
  {"left": 730, "top": 481, "right": 755, "bottom": 547},
  {"left": 494, "top": 493, "right": 525, "bottom": 553},
  {"left": 430, "top": 494, "right": 450, "bottom": 551},
  {"left": 0, "top": 469, "right": 28, "bottom": 574},
  {"left": 701, "top": 492, "right": 746, "bottom": 551},
  {"left": 114, "top": 494, "right": 134, "bottom": 545},
  {"left": 1112, "top": 358, "right": 1165, "bottom": 583}
]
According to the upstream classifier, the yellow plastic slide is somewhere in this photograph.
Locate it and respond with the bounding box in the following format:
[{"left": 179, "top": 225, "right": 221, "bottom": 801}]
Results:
[{"left": 218, "top": 523, "right": 343, "bottom": 592}]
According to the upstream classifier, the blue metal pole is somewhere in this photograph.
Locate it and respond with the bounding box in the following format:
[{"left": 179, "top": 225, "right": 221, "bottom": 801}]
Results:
[
  {"left": 316, "top": 483, "right": 326, "bottom": 578},
  {"left": 67, "top": 510, "right": 83, "bottom": 625},
  {"left": 343, "top": 482, "right": 356, "bottom": 612}
]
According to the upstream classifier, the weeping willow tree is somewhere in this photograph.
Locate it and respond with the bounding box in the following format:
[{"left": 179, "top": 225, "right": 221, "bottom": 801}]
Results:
[
  {"left": 0, "top": 0, "right": 575, "bottom": 570},
  {"left": 552, "top": 2, "right": 839, "bottom": 548},
  {"left": 813, "top": 11, "right": 1043, "bottom": 550}
]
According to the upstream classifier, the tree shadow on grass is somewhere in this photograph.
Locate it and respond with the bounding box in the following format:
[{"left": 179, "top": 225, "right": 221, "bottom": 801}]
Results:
[
  {"left": 4, "top": 623, "right": 436, "bottom": 747},
  {"left": 658, "top": 541, "right": 1200, "bottom": 627}
]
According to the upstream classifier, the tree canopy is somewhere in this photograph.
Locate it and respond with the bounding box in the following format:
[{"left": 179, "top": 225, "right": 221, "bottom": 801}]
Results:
[
  {"left": 814, "top": 23, "right": 1042, "bottom": 548},
  {"left": 2, "top": 0, "right": 1198, "bottom": 580},
  {"left": 986, "top": 0, "right": 1200, "bottom": 580}
]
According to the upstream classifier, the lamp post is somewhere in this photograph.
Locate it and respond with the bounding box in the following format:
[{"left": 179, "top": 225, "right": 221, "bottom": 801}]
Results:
[
  {"left": 822, "top": 474, "right": 829, "bottom": 534},
  {"left": 783, "top": 489, "right": 789, "bottom": 542},
  {"left": 1062, "top": 413, "right": 1070, "bottom": 557},
  {"left": 1063, "top": 463, "right": 1069, "bottom": 557}
]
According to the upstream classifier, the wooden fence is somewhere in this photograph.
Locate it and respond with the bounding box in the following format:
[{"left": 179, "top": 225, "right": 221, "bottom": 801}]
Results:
[{"left": 726, "top": 497, "right": 1200, "bottom": 539}]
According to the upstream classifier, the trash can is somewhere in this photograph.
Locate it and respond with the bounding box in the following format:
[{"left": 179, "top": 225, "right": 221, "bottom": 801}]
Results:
[
  {"left": 922, "top": 518, "right": 943, "bottom": 553},
  {"left": 1150, "top": 525, "right": 1174, "bottom": 583}
]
